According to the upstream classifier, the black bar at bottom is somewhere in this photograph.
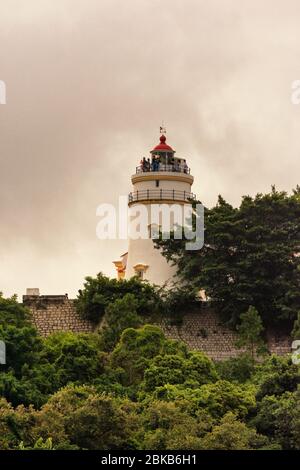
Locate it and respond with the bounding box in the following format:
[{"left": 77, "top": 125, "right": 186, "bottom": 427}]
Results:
[{"left": 0, "top": 450, "right": 297, "bottom": 467}]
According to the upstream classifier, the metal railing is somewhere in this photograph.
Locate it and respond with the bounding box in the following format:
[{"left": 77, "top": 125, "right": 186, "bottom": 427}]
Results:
[
  {"left": 136, "top": 164, "right": 191, "bottom": 174},
  {"left": 128, "top": 189, "right": 196, "bottom": 203}
]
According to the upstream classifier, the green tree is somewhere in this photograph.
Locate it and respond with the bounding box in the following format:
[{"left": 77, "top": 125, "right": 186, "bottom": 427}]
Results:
[
  {"left": 141, "top": 400, "right": 204, "bottom": 450},
  {"left": 0, "top": 294, "right": 47, "bottom": 406},
  {"left": 142, "top": 351, "right": 218, "bottom": 392},
  {"left": 199, "top": 412, "right": 268, "bottom": 450},
  {"left": 42, "top": 331, "right": 105, "bottom": 386},
  {"left": 236, "top": 306, "right": 265, "bottom": 361},
  {"left": 0, "top": 398, "right": 34, "bottom": 450},
  {"left": 216, "top": 353, "right": 255, "bottom": 383},
  {"left": 196, "top": 380, "right": 256, "bottom": 419},
  {"left": 75, "top": 273, "right": 160, "bottom": 324},
  {"left": 148, "top": 379, "right": 256, "bottom": 421},
  {"left": 100, "top": 294, "right": 143, "bottom": 351},
  {"left": 252, "top": 355, "right": 300, "bottom": 400},
  {"left": 252, "top": 389, "right": 300, "bottom": 450},
  {"left": 19, "top": 437, "right": 54, "bottom": 450},
  {"left": 32, "top": 385, "right": 140, "bottom": 450},
  {"left": 110, "top": 325, "right": 187, "bottom": 386},
  {"left": 155, "top": 187, "right": 300, "bottom": 327},
  {"left": 0, "top": 293, "right": 42, "bottom": 376},
  {"left": 159, "top": 285, "right": 198, "bottom": 325},
  {"left": 0, "top": 292, "right": 109, "bottom": 407}
]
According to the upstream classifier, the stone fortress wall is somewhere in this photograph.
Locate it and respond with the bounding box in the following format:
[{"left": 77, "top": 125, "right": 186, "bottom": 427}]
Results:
[
  {"left": 23, "top": 294, "right": 94, "bottom": 337},
  {"left": 23, "top": 293, "right": 292, "bottom": 361}
]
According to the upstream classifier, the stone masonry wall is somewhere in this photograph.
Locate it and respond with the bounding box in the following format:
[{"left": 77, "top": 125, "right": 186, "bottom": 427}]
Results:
[
  {"left": 23, "top": 295, "right": 94, "bottom": 336},
  {"left": 159, "top": 306, "right": 291, "bottom": 360},
  {"left": 23, "top": 295, "right": 291, "bottom": 360}
]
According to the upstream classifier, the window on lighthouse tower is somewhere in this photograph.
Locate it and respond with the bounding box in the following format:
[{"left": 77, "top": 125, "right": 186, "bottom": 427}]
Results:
[
  {"left": 133, "top": 263, "right": 149, "bottom": 279},
  {"left": 136, "top": 269, "right": 143, "bottom": 280}
]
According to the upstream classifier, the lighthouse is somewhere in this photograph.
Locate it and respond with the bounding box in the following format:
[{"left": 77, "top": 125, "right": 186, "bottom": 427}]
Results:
[{"left": 113, "top": 131, "right": 196, "bottom": 286}]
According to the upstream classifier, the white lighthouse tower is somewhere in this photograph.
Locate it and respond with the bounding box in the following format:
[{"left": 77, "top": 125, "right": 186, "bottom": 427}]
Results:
[{"left": 113, "top": 131, "right": 195, "bottom": 286}]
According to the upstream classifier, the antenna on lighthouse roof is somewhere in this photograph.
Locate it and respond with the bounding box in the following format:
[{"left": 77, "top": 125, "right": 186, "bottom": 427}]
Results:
[{"left": 159, "top": 121, "right": 166, "bottom": 134}]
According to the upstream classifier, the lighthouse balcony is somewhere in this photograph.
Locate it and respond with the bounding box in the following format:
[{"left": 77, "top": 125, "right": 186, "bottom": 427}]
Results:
[
  {"left": 128, "top": 189, "right": 196, "bottom": 204},
  {"left": 136, "top": 164, "right": 191, "bottom": 174}
]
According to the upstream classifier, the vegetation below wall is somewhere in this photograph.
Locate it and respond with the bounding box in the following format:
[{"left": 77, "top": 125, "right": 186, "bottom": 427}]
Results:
[{"left": 0, "top": 292, "right": 299, "bottom": 450}]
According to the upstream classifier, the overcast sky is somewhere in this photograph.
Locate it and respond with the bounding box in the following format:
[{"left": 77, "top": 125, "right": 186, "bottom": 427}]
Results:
[{"left": 1, "top": 0, "right": 300, "bottom": 298}]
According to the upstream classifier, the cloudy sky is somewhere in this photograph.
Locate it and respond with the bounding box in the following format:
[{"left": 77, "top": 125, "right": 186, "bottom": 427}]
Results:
[{"left": 1, "top": 0, "right": 300, "bottom": 298}]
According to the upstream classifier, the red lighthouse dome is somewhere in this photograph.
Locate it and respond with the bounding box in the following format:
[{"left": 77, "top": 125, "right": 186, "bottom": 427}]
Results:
[{"left": 151, "top": 134, "right": 174, "bottom": 152}]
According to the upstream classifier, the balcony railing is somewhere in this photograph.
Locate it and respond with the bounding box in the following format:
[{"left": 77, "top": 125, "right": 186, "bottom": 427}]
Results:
[
  {"left": 128, "top": 189, "right": 196, "bottom": 203},
  {"left": 136, "top": 164, "right": 191, "bottom": 174}
]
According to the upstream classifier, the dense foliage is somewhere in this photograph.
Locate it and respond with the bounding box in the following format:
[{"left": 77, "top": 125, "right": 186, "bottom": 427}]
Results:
[
  {"left": 0, "top": 292, "right": 299, "bottom": 450},
  {"left": 155, "top": 187, "right": 300, "bottom": 328},
  {"left": 75, "top": 273, "right": 160, "bottom": 324}
]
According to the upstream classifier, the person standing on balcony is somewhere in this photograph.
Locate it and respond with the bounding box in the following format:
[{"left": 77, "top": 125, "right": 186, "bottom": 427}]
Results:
[
  {"left": 175, "top": 159, "right": 180, "bottom": 172},
  {"left": 151, "top": 156, "right": 156, "bottom": 171},
  {"left": 157, "top": 157, "right": 161, "bottom": 171},
  {"left": 154, "top": 156, "right": 159, "bottom": 171},
  {"left": 140, "top": 157, "right": 146, "bottom": 172}
]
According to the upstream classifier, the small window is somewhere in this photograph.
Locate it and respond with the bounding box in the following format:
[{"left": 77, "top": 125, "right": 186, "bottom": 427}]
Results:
[
  {"left": 156, "top": 180, "right": 159, "bottom": 187},
  {"left": 136, "top": 270, "right": 144, "bottom": 280},
  {"left": 133, "top": 264, "right": 149, "bottom": 280}
]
